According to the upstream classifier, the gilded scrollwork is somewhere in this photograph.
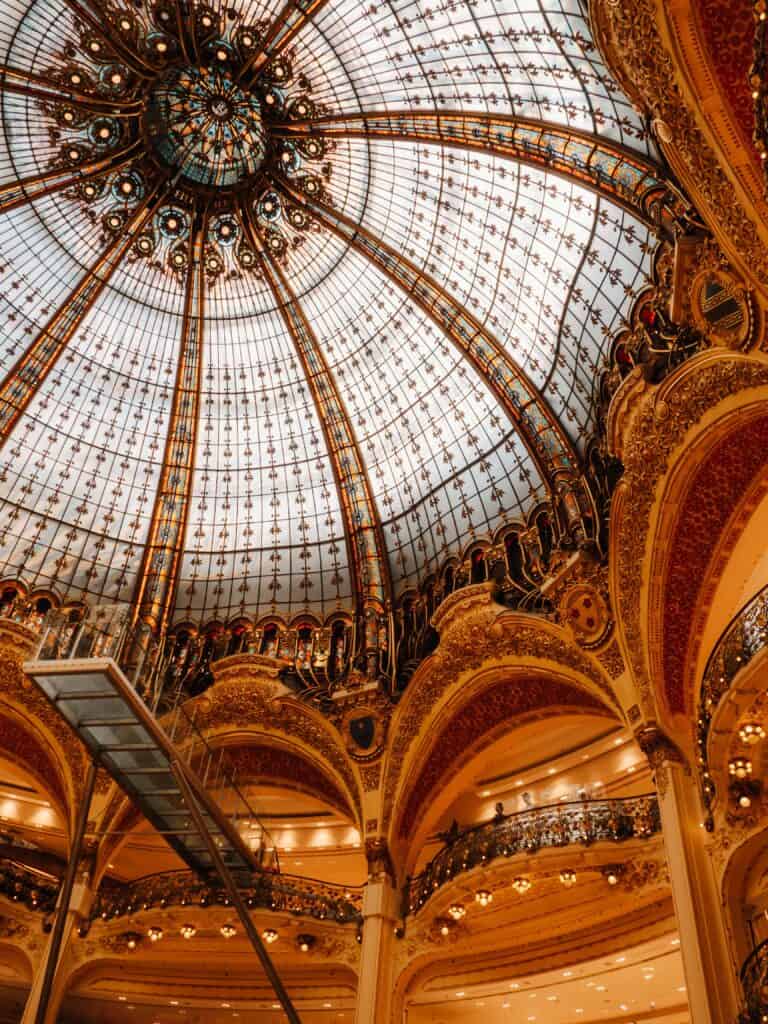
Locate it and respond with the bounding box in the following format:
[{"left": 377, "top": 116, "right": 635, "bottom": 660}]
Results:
[
  {"left": 611, "top": 357, "right": 768, "bottom": 723},
  {"left": 592, "top": 0, "right": 768, "bottom": 290},
  {"left": 382, "top": 587, "right": 619, "bottom": 831}
]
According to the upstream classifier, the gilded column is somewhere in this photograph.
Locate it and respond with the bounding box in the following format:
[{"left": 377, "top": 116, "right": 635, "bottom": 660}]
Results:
[
  {"left": 640, "top": 729, "right": 741, "bottom": 1022},
  {"left": 355, "top": 841, "right": 399, "bottom": 1024}
]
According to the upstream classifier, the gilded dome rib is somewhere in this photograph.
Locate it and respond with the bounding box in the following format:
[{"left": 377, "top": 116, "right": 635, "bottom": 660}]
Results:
[
  {"left": 0, "top": 63, "right": 143, "bottom": 113},
  {"left": 276, "top": 110, "right": 671, "bottom": 228},
  {"left": 0, "top": 140, "right": 140, "bottom": 217},
  {"left": 0, "top": 181, "right": 168, "bottom": 447},
  {"left": 276, "top": 179, "right": 580, "bottom": 497},
  {"left": 238, "top": 0, "right": 332, "bottom": 80},
  {"left": 244, "top": 203, "right": 393, "bottom": 617},
  {"left": 131, "top": 215, "right": 208, "bottom": 636}
]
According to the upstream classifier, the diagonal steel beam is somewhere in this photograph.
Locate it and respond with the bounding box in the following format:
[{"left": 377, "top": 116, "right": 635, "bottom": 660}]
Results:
[
  {"left": 0, "top": 181, "right": 166, "bottom": 447},
  {"left": 61, "top": 0, "right": 158, "bottom": 78},
  {"left": 171, "top": 762, "right": 303, "bottom": 1024},
  {"left": 242, "top": 204, "right": 391, "bottom": 614},
  {"left": 274, "top": 110, "right": 671, "bottom": 228},
  {"left": 131, "top": 216, "right": 207, "bottom": 635},
  {"left": 275, "top": 179, "right": 579, "bottom": 489},
  {"left": 0, "top": 140, "right": 140, "bottom": 216},
  {"left": 0, "top": 64, "right": 142, "bottom": 114},
  {"left": 238, "top": 0, "right": 331, "bottom": 80}
]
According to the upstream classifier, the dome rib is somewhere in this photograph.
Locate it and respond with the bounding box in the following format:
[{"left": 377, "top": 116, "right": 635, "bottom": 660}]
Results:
[
  {"left": 0, "top": 63, "right": 142, "bottom": 113},
  {"left": 131, "top": 214, "right": 207, "bottom": 636},
  {"left": 0, "top": 140, "right": 140, "bottom": 217},
  {"left": 244, "top": 203, "right": 393, "bottom": 616},
  {"left": 276, "top": 110, "right": 670, "bottom": 229},
  {"left": 277, "top": 178, "right": 581, "bottom": 498},
  {"left": 61, "top": 0, "right": 158, "bottom": 78},
  {"left": 239, "top": 0, "right": 332, "bottom": 80},
  {"left": 0, "top": 181, "right": 167, "bottom": 448}
]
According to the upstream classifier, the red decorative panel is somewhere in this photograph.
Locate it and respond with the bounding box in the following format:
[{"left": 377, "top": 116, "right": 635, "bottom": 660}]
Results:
[
  {"left": 223, "top": 745, "right": 351, "bottom": 816},
  {"left": 661, "top": 415, "right": 768, "bottom": 714},
  {"left": 0, "top": 713, "right": 66, "bottom": 811},
  {"left": 397, "top": 679, "right": 609, "bottom": 839},
  {"left": 694, "top": 0, "right": 755, "bottom": 146}
]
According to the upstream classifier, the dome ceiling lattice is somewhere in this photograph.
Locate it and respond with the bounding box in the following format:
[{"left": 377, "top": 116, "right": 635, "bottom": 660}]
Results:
[{"left": 0, "top": 0, "right": 660, "bottom": 635}]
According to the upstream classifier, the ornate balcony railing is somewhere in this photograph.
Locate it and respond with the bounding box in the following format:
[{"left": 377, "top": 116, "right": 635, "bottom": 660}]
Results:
[
  {"left": 404, "top": 794, "right": 661, "bottom": 914},
  {"left": 90, "top": 869, "right": 364, "bottom": 927},
  {"left": 739, "top": 939, "right": 768, "bottom": 1022},
  {"left": 698, "top": 584, "right": 768, "bottom": 825},
  {"left": 0, "top": 858, "right": 59, "bottom": 914}
]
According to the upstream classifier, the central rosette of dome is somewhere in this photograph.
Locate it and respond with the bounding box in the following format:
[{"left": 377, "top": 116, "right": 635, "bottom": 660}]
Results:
[{"left": 145, "top": 64, "right": 267, "bottom": 189}]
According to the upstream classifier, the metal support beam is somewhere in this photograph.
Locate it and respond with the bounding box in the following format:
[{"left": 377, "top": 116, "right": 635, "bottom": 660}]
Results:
[
  {"left": 275, "top": 180, "right": 579, "bottom": 490},
  {"left": 239, "top": 0, "right": 331, "bottom": 80},
  {"left": 0, "top": 64, "right": 142, "bottom": 114},
  {"left": 171, "top": 762, "right": 303, "bottom": 1024},
  {"left": 243, "top": 206, "right": 391, "bottom": 615},
  {"left": 0, "top": 181, "right": 165, "bottom": 447},
  {"left": 0, "top": 141, "right": 140, "bottom": 217},
  {"left": 60, "top": 0, "right": 157, "bottom": 78},
  {"left": 131, "top": 215, "right": 207, "bottom": 635},
  {"left": 274, "top": 110, "right": 672, "bottom": 228},
  {"left": 32, "top": 760, "right": 97, "bottom": 1024}
]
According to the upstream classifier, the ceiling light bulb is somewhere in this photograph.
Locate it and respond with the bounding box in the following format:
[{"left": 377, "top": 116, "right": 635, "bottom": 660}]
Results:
[
  {"left": 511, "top": 877, "right": 532, "bottom": 895},
  {"left": 220, "top": 923, "right": 236, "bottom": 939},
  {"left": 739, "top": 722, "right": 765, "bottom": 745},
  {"left": 262, "top": 928, "right": 278, "bottom": 944},
  {"left": 147, "top": 926, "right": 163, "bottom": 942},
  {"left": 180, "top": 924, "right": 196, "bottom": 940},
  {"left": 559, "top": 869, "right": 576, "bottom": 888},
  {"left": 728, "top": 757, "right": 752, "bottom": 778},
  {"left": 448, "top": 903, "right": 466, "bottom": 921},
  {"left": 474, "top": 889, "right": 493, "bottom": 907}
]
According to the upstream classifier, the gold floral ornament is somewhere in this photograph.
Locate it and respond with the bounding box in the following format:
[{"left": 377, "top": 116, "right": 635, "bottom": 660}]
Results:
[
  {"left": 42, "top": 1, "right": 334, "bottom": 284},
  {"left": 689, "top": 268, "right": 755, "bottom": 350}
]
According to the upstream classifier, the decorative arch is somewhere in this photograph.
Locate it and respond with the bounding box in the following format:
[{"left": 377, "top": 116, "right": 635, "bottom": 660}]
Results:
[
  {"left": 394, "top": 667, "right": 615, "bottom": 856},
  {"left": 188, "top": 679, "right": 364, "bottom": 831},
  {"left": 0, "top": 708, "right": 68, "bottom": 822},
  {"left": 721, "top": 824, "right": 768, "bottom": 969},
  {"left": 652, "top": 412, "right": 768, "bottom": 716},
  {"left": 381, "top": 584, "right": 620, "bottom": 849},
  {"left": 196, "top": 737, "right": 355, "bottom": 821},
  {"left": 608, "top": 352, "right": 768, "bottom": 732},
  {"left": 0, "top": 624, "right": 86, "bottom": 833},
  {"left": 591, "top": 0, "right": 768, "bottom": 295}
]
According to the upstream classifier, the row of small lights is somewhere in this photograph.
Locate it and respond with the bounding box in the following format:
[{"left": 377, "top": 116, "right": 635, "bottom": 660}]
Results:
[
  {"left": 124, "top": 924, "right": 316, "bottom": 953},
  {"left": 453, "top": 939, "right": 685, "bottom": 1010},
  {"left": 756, "top": 1, "right": 768, "bottom": 161},
  {"left": 728, "top": 721, "right": 766, "bottom": 808},
  {"left": 434, "top": 868, "right": 623, "bottom": 935}
]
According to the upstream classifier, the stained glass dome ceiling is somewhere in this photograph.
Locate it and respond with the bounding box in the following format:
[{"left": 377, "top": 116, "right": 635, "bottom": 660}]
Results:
[{"left": 0, "top": 0, "right": 661, "bottom": 632}]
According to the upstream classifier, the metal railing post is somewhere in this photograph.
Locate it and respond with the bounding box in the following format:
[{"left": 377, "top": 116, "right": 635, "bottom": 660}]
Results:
[{"left": 33, "top": 760, "right": 98, "bottom": 1024}]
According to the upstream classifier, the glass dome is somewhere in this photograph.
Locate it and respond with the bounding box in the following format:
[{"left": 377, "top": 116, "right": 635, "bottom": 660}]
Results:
[{"left": 0, "top": 0, "right": 661, "bottom": 633}]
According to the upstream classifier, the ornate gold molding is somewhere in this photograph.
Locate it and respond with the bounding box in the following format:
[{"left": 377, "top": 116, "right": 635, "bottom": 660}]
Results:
[
  {"left": 382, "top": 587, "right": 619, "bottom": 835},
  {"left": 609, "top": 354, "right": 768, "bottom": 725},
  {"left": 591, "top": 0, "right": 768, "bottom": 295}
]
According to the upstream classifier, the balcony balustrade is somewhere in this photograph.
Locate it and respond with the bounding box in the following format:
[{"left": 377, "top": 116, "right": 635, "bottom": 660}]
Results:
[{"left": 404, "top": 794, "right": 661, "bottom": 914}]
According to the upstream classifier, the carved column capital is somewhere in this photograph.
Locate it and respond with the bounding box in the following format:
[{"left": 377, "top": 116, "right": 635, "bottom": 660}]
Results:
[
  {"left": 364, "top": 837, "right": 395, "bottom": 884},
  {"left": 634, "top": 724, "right": 687, "bottom": 771}
]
